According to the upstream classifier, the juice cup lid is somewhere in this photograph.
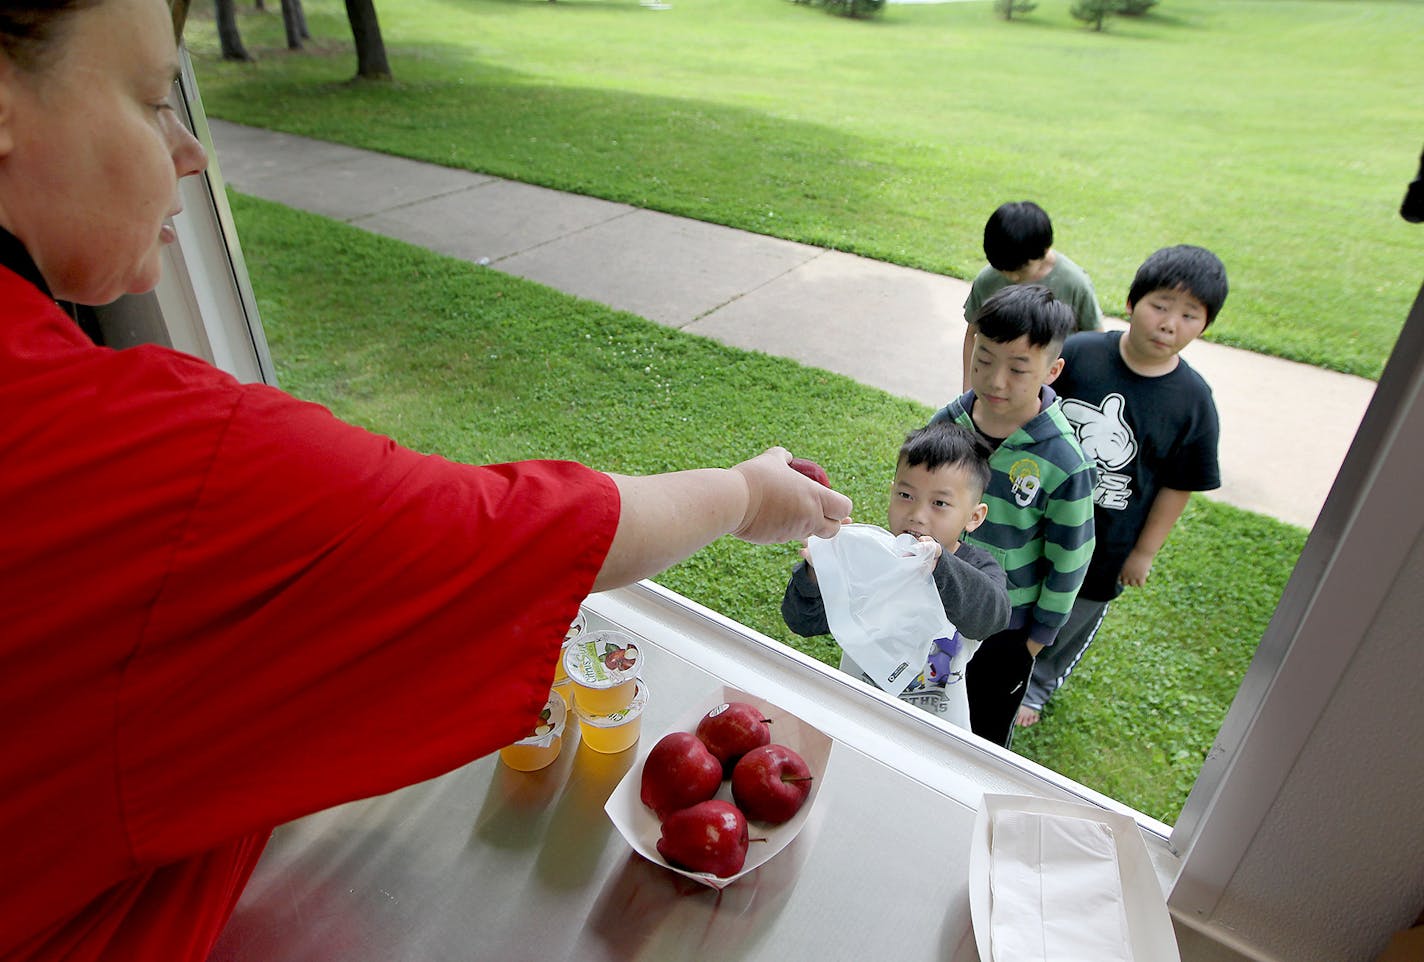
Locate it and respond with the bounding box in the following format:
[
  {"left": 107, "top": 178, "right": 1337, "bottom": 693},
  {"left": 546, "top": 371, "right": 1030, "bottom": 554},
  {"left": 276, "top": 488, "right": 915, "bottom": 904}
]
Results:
[
  {"left": 574, "top": 679, "right": 649, "bottom": 728},
  {"left": 512, "top": 690, "right": 567, "bottom": 748},
  {"left": 563, "top": 629, "right": 642, "bottom": 689},
  {"left": 564, "top": 609, "right": 587, "bottom": 646}
]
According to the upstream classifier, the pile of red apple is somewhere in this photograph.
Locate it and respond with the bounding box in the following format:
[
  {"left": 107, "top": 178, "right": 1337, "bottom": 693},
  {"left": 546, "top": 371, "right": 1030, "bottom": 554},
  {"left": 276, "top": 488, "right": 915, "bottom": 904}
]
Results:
[{"left": 640, "top": 702, "right": 815, "bottom": 878}]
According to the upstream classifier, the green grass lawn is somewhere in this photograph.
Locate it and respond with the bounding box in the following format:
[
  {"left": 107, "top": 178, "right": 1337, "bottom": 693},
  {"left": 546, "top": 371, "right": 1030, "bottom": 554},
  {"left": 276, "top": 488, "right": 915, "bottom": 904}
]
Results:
[
  {"left": 188, "top": 0, "right": 1421, "bottom": 379},
  {"left": 231, "top": 192, "right": 1307, "bottom": 822}
]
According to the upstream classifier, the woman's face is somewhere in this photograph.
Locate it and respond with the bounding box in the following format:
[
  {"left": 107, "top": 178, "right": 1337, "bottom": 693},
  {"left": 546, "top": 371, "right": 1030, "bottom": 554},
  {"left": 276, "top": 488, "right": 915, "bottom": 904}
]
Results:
[{"left": 0, "top": 0, "right": 207, "bottom": 305}]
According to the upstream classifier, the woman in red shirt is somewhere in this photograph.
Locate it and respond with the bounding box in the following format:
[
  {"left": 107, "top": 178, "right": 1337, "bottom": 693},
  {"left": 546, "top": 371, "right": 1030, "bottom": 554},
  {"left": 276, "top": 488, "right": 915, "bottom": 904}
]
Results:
[{"left": 0, "top": 2, "right": 851, "bottom": 959}]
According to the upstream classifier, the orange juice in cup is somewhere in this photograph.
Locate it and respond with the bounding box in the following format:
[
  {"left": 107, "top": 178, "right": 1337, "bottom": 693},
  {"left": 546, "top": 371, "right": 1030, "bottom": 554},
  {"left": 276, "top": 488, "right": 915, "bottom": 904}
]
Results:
[
  {"left": 499, "top": 690, "right": 567, "bottom": 772},
  {"left": 575, "top": 679, "right": 648, "bottom": 754},
  {"left": 562, "top": 629, "right": 641, "bottom": 715}
]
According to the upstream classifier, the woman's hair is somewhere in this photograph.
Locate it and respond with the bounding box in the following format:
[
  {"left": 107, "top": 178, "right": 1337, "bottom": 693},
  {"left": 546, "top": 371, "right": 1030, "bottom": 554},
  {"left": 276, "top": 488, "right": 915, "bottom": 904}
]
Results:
[{"left": 0, "top": 1, "right": 105, "bottom": 73}]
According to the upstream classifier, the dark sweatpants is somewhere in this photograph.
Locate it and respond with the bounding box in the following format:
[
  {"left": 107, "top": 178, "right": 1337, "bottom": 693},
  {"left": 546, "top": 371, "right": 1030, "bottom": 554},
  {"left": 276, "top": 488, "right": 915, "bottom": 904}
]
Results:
[{"left": 966, "top": 625, "right": 1037, "bottom": 747}]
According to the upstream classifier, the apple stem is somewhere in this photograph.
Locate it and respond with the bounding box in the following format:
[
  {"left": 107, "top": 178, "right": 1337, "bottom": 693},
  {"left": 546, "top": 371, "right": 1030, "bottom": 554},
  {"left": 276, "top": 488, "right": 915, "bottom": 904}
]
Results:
[
  {"left": 750, "top": 837, "right": 769, "bottom": 844},
  {"left": 782, "top": 775, "right": 814, "bottom": 784}
]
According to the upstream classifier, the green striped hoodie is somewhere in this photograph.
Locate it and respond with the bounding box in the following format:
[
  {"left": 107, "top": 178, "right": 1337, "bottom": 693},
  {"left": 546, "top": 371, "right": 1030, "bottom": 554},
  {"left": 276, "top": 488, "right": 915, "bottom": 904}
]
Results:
[{"left": 930, "top": 387, "right": 1096, "bottom": 647}]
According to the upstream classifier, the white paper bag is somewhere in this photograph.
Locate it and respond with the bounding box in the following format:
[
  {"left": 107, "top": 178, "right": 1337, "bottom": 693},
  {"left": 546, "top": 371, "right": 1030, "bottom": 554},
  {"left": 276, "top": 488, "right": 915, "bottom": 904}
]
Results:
[
  {"left": 989, "top": 810, "right": 1134, "bottom": 962},
  {"left": 807, "top": 523, "right": 959, "bottom": 698}
]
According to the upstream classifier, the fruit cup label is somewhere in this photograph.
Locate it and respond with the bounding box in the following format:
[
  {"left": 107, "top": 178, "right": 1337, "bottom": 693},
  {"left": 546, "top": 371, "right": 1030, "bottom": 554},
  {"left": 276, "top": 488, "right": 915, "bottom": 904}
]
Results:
[
  {"left": 564, "top": 610, "right": 587, "bottom": 644},
  {"left": 585, "top": 680, "right": 647, "bottom": 726},
  {"left": 599, "top": 698, "right": 637, "bottom": 725},
  {"left": 568, "top": 631, "right": 640, "bottom": 686},
  {"left": 519, "top": 694, "right": 565, "bottom": 748}
]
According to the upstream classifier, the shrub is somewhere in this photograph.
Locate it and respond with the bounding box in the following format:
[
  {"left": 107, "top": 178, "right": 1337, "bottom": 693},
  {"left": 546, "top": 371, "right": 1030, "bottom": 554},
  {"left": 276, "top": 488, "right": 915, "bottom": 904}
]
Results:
[
  {"left": 993, "top": 0, "right": 1038, "bottom": 19},
  {"left": 1071, "top": 0, "right": 1115, "bottom": 30},
  {"left": 795, "top": 0, "right": 885, "bottom": 18}
]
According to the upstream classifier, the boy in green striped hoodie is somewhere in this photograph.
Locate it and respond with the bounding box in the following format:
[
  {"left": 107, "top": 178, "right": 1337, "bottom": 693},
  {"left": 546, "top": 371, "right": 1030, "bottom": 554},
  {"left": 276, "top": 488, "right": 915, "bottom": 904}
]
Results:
[{"left": 930, "top": 284, "right": 1096, "bottom": 746}]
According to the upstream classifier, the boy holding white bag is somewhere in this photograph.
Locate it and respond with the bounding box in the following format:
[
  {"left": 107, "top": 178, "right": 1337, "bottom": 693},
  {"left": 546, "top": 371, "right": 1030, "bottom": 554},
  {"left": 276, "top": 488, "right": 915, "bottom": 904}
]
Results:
[{"left": 780, "top": 422, "right": 1011, "bottom": 728}]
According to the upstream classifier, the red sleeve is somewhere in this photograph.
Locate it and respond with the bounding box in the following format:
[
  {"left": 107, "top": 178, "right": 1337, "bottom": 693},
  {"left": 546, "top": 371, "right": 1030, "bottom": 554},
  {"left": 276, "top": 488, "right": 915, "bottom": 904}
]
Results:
[
  {"left": 2, "top": 280, "right": 617, "bottom": 954},
  {"left": 118, "top": 382, "right": 620, "bottom": 863},
  {"left": 5, "top": 280, "right": 618, "bottom": 956}
]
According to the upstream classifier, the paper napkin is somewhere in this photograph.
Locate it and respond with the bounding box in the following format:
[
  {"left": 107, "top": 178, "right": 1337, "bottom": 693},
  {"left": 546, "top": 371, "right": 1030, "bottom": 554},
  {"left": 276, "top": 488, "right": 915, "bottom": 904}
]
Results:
[{"left": 989, "top": 809, "right": 1134, "bottom": 962}]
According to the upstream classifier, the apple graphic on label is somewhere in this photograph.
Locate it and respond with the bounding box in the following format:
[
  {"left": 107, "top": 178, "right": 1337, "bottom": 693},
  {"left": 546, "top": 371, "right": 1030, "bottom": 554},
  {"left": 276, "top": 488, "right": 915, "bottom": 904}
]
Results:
[
  {"left": 788, "top": 457, "right": 831, "bottom": 488},
  {"left": 731, "top": 743, "right": 814, "bottom": 825},
  {"left": 696, "top": 702, "right": 773, "bottom": 776},
  {"left": 640, "top": 732, "right": 724, "bottom": 820},
  {"left": 603, "top": 644, "right": 638, "bottom": 672},
  {"left": 656, "top": 800, "right": 755, "bottom": 878}
]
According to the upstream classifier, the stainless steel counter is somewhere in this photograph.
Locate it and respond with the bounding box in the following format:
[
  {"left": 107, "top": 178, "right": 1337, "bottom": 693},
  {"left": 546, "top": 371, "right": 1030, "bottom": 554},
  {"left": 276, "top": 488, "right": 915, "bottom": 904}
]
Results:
[{"left": 210, "top": 582, "right": 1179, "bottom": 962}]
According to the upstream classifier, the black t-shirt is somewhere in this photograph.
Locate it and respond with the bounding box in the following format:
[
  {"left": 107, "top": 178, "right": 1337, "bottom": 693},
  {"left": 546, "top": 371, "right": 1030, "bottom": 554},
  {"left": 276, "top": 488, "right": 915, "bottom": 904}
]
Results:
[{"left": 1054, "top": 331, "right": 1220, "bottom": 600}]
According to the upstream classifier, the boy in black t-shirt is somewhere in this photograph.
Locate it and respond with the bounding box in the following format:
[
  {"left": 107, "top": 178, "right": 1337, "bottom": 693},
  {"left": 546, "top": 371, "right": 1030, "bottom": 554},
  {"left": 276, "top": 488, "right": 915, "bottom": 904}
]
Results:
[{"left": 1017, "top": 245, "right": 1227, "bottom": 728}]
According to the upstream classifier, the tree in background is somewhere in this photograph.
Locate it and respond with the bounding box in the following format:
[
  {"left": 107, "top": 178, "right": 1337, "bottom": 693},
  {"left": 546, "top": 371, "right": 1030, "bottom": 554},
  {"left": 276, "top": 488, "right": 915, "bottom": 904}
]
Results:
[
  {"left": 345, "top": 0, "right": 391, "bottom": 79},
  {"left": 281, "top": 0, "right": 311, "bottom": 50},
  {"left": 171, "top": 0, "right": 191, "bottom": 36},
  {"left": 204, "top": 0, "right": 388, "bottom": 79},
  {"left": 1071, "top": 0, "right": 1116, "bottom": 30},
  {"left": 214, "top": 0, "right": 253, "bottom": 60},
  {"left": 993, "top": 0, "right": 1037, "bottom": 19}
]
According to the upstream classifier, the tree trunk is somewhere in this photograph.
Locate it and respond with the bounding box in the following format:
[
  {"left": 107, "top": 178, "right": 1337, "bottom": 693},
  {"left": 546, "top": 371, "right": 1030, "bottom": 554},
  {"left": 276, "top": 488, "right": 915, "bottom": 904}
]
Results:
[
  {"left": 215, "top": 0, "right": 253, "bottom": 61},
  {"left": 171, "top": 0, "right": 191, "bottom": 40},
  {"left": 344, "top": 0, "right": 392, "bottom": 81},
  {"left": 280, "top": 0, "right": 304, "bottom": 48},
  {"left": 296, "top": 0, "right": 311, "bottom": 39}
]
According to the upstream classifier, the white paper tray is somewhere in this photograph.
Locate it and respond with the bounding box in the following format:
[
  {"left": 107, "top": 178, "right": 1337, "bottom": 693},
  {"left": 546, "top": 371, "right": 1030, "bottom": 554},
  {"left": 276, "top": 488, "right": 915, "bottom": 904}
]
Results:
[
  {"left": 968, "top": 793, "right": 1180, "bottom": 962},
  {"left": 604, "top": 686, "right": 833, "bottom": 890}
]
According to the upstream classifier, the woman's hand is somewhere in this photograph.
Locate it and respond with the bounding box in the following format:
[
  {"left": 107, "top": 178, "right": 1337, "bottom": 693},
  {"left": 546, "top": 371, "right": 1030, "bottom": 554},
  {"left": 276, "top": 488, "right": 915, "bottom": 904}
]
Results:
[{"left": 731, "top": 447, "right": 852, "bottom": 545}]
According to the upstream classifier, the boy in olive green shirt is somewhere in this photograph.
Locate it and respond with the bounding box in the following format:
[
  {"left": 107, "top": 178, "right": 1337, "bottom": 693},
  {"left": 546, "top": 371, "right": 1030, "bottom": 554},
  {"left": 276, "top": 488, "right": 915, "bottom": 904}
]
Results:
[{"left": 960, "top": 201, "right": 1102, "bottom": 392}]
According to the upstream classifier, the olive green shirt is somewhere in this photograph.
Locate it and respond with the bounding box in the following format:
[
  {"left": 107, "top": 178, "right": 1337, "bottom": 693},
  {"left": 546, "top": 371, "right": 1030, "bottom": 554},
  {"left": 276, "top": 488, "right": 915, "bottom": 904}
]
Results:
[{"left": 964, "top": 251, "right": 1103, "bottom": 334}]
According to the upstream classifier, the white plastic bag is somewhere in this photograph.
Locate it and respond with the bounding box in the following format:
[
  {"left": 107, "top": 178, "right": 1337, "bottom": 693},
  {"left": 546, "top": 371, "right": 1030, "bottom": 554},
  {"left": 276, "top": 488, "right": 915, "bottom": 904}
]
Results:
[{"left": 808, "top": 524, "right": 962, "bottom": 701}]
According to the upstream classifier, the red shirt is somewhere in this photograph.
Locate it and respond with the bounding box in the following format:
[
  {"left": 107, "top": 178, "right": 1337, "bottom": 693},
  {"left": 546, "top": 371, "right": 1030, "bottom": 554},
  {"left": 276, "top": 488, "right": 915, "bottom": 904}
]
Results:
[{"left": 0, "top": 266, "right": 620, "bottom": 960}]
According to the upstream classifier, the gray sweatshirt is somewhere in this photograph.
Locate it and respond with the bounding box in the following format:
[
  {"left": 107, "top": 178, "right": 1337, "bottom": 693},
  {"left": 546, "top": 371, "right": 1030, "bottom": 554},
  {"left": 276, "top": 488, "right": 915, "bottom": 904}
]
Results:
[
  {"left": 781, "top": 541, "right": 1011, "bottom": 723},
  {"left": 780, "top": 540, "right": 1010, "bottom": 642}
]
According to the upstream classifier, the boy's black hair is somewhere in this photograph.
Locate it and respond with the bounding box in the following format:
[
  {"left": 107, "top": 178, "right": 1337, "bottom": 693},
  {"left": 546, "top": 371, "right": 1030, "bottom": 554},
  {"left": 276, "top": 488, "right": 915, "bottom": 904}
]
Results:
[
  {"left": 899, "top": 421, "right": 993, "bottom": 500},
  {"left": 983, "top": 201, "right": 1053, "bottom": 273},
  {"left": 972, "top": 284, "right": 1076, "bottom": 354},
  {"left": 1127, "top": 245, "right": 1230, "bottom": 326}
]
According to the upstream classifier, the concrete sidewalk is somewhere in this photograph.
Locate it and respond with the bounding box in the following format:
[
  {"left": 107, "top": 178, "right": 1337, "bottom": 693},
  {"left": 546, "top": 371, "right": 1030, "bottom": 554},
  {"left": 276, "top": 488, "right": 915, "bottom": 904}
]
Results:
[{"left": 207, "top": 119, "right": 1377, "bottom": 530}]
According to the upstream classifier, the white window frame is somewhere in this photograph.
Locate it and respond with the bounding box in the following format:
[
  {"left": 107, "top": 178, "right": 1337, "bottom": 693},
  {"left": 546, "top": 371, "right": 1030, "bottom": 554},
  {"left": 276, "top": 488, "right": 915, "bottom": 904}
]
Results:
[
  {"left": 116, "top": 51, "right": 277, "bottom": 386},
  {"left": 1168, "top": 281, "right": 1424, "bottom": 917}
]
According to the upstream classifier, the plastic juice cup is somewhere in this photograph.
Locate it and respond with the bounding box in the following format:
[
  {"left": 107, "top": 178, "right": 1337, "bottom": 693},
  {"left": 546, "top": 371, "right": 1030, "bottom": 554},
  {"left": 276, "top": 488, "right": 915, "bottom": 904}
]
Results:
[
  {"left": 552, "top": 609, "right": 588, "bottom": 690},
  {"left": 552, "top": 675, "right": 575, "bottom": 712},
  {"left": 575, "top": 679, "right": 648, "bottom": 754},
  {"left": 499, "top": 690, "right": 567, "bottom": 772},
  {"left": 563, "top": 629, "right": 642, "bottom": 715},
  {"left": 555, "top": 680, "right": 578, "bottom": 717}
]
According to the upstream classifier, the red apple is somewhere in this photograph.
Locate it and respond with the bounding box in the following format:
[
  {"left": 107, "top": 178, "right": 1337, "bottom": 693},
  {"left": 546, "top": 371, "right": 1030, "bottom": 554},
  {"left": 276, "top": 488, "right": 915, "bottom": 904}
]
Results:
[
  {"left": 731, "top": 743, "right": 814, "bottom": 825},
  {"left": 788, "top": 457, "right": 831, "bottom": 488},
  {"left": 656, "top": 800, "right": 751, "bottom": 878},
  {"left": 696, "top": 702, "right": 773, "bottom": 776},
  {"left": 640, "top": 732, "right": 723, "bottom": 820}
]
